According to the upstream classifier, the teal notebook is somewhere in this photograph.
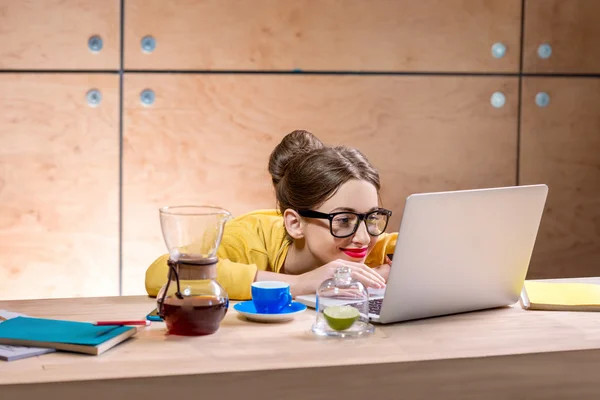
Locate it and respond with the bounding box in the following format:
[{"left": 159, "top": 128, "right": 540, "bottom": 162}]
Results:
[{"left": 0, "top": 317, "right": 137, "bottom": 355}]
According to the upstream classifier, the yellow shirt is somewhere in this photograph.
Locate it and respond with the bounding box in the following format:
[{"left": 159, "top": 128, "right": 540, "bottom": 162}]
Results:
[{"left": 145, "top": 209, "right": 398, "bottom": 300}]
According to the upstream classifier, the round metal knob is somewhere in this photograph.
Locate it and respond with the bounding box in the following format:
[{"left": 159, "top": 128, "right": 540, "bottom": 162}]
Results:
[
  {"left": 490, "top": 92, "right": 506, "bottom": 108},
  {"left": 491, "top": 43, "right": 506, "bottom": 59},
  {"left": 140, "top": 89, "right": 155, "bottom": 106},
  {"left": 141, "top": 35, "right": 156, "bottom": 53},
  {"left": 535, "top": 92, "right": 550, "bottom": 108},
  {"left": 88, "top": 35, "right": 103, "bottom": 53},
  {"left": 537, "top": 43, "right": 552, "bottom": 59},
  {"left": 86, "top": 89, "right": 102, "bottom": 107}
]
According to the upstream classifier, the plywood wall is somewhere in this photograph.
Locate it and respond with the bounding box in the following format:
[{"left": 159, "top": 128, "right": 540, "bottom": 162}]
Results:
[
  {"left": 520, "top": 77, "right": 600, "bottom": 278},
  {"left": 0, "top": 74, "right": 120, "bottom": 299},
  {"left": 124, "top": 0, "right": 521, "bottom": 72},
  {"left": 0, "top": 0, "right": 598, "bottom": 299},
  {"left": 0, "top": 0, "right": 120, "bottom": 69},
  {"left": 122, "top": 74, "right": 518, "bottom": 294}
]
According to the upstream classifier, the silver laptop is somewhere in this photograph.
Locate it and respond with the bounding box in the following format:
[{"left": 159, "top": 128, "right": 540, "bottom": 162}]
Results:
[{"left": 296, "top": 184, "right": 548, "bottom": 324}]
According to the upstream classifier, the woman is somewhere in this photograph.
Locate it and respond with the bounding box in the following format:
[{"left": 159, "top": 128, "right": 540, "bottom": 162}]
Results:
[{"left": 145, "top": 130, "right": 398, "bottom": 300}]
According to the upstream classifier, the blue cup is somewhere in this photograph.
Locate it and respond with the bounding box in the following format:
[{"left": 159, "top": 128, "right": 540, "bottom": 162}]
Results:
[{"left": 251, "top": 281, "right": 293, "bottom": 314}]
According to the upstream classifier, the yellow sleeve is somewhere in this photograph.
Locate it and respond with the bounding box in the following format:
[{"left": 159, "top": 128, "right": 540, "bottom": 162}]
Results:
[
  {"left": 365, "top": 232, "right": 398, "bottom": 268},
  {"left": 144, "top": 254, "right": 258, "bottom": 300},
  {"left": 145, "top": 254, "right": 170, "bottom": 297}
]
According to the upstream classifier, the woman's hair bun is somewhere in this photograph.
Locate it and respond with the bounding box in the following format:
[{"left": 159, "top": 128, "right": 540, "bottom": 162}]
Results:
[{"left": 268, "top": 130, "right": 324, "bottom": 187}]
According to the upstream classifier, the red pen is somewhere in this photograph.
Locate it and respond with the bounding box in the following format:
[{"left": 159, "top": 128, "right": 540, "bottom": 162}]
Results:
[{"left": 94, "top": 320, "right": 151, "bottom": 326}]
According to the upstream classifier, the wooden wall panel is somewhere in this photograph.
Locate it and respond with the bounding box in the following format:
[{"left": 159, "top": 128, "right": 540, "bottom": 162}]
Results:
[
  {"left": 520, "top": 78, "right": 600, "bottom": 279},
  {"left": 122, "top": 74, "right": 518, "bottom": 295},
  {"left": 0, "top": 0, "right": 120, "bottom": 70},
  {"left": 124, "top": 0, "right": 521, "bottom": 72},
  {"left": 0, "top": 74, "right": 119, "bottom": 300},
  {"left": 523, "top": 0, "right": 600, "bottom": 74}
]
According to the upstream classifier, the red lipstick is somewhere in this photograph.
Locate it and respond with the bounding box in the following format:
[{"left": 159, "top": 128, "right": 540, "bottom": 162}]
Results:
[{"left": 342, "top": 248, "right": 368, "bottom": 259}]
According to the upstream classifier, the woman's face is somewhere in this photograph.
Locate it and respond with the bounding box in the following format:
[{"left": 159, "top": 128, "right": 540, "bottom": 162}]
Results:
[{"left": 301, "top": 179, "right": 380, "bottom": 266}]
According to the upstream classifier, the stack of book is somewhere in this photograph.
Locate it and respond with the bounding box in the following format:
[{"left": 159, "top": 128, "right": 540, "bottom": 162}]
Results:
[{"left": 0, "top": 311, "right": 138, "bottom": 361}]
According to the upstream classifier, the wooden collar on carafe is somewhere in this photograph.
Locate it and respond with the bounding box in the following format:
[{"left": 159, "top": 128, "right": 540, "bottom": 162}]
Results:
[{"left": 167, "top": 257, "right": 218, "bottom": 280}]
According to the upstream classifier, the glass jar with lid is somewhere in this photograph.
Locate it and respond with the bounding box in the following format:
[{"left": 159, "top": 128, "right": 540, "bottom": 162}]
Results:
[{"left": 311, "top": 265, "right": 375, "bottom": 337}]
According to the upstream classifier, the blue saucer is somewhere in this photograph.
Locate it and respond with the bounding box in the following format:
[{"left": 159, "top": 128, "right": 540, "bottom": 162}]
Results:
[{"left": 234, "top": 301, "right": 307, "bottom": 322}]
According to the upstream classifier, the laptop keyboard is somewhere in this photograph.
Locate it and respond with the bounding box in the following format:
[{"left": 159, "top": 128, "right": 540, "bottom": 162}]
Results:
[{"left": 368, "top": 298, "right": 383, "bottom": 315}]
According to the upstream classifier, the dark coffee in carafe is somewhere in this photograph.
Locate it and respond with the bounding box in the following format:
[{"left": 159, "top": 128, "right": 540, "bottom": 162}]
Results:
[{"left": 160, "top": 295, "right": 228, "bottom": 336}]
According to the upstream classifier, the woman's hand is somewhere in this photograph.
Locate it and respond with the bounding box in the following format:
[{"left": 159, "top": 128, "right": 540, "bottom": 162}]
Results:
[
  {"left": 373, "top": 263, "right": 391, "bottom": 281},
  {"left": 373, "top": 255, "right": 392, "bottom": 281},
  {"left": 290, "top": 259, "right": 386, "bottom": 297}
]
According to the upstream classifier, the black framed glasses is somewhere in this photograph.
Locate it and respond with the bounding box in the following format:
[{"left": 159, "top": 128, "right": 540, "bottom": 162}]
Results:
[{"left": 297, "top": 208, "right": 393, "bottom": 238}]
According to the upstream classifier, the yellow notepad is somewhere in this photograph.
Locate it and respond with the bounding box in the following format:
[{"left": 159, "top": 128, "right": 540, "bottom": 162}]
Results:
[{"left": 520, "top": 281, "right": 600, "bottom": 311}]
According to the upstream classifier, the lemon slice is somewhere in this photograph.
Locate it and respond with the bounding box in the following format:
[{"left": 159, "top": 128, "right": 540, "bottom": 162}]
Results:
[{"left": 323, "top": 305, "right": 360, "bottom": 331}]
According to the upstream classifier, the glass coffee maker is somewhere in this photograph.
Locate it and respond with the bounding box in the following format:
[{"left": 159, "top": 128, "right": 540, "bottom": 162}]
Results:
[{"left": 156, "top": 205, "right": 232, "bottom": 336}]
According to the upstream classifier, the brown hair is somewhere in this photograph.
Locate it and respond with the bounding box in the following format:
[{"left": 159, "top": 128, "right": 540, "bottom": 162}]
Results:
[{"left": 268, "top": 130, "right": 381, "bottom": 215}]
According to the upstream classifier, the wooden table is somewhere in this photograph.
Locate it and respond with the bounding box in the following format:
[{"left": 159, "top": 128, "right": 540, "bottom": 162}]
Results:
[{"left": 2, "top": 278, "right": 600, "bottom": 399}]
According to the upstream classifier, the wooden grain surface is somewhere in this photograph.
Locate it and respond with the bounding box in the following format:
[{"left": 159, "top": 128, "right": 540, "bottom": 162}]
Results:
[
  {"left": 124, "top": 0, "right": 521, "bottom": 72},
  {"left": 0, "top": 74, "right": 120, "bottom": 300},
  {"left": 1, "top": 279, "right": 600, "bottom": 400},
  {"left": 520, "top": 77, "right": 600, "bottom": 279},
  {"left": 0, "top": 0, "right": 120, "bottom": 70},
  {"left": 122, "top": 74, "right": 518, "bottom": 295},
  {"left": 523, "top": 0, "right": 600, "bottom": 74}
]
